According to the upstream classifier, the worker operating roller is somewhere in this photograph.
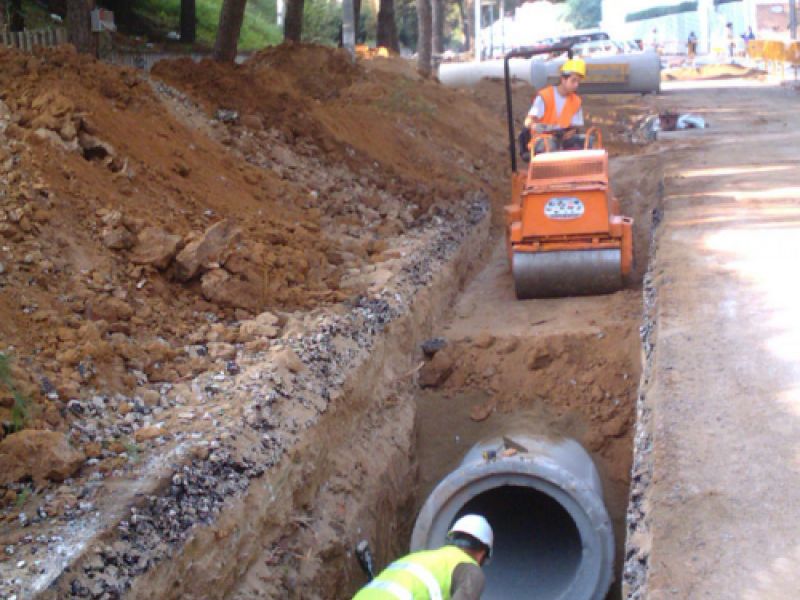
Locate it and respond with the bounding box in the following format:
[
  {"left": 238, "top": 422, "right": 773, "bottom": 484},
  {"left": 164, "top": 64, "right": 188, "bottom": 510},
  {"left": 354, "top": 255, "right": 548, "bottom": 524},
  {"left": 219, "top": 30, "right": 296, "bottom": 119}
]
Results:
[
  {"left": 503, "top": 46, "right": 633, "bottom": 299},
  {"left": 519, "top": 58, "right": 589, "bottom": 159}
]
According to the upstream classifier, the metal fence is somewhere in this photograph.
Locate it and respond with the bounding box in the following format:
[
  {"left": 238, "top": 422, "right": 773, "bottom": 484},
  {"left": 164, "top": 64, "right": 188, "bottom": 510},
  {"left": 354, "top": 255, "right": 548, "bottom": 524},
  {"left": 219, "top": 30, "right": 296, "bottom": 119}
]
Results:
[
  {"left": 0, "top": 27, "right": 67, "bottom": 51},
  {"left": 0, "top": 28, "right": 255, "bottom": 71}
]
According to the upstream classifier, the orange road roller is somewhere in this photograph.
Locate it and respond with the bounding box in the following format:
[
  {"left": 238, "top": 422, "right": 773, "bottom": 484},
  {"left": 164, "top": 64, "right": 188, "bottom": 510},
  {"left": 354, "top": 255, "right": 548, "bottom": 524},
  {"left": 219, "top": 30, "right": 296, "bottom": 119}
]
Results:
[{"left": 502, "top": 47, "right": 634, "bottom": 299}]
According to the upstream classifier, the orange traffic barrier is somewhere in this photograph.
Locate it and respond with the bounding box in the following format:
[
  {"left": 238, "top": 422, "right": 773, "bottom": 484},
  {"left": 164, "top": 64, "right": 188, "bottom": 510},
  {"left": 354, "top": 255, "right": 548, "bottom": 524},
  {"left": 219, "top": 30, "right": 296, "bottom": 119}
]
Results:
[
  {"left": 787, "top": 41, "right": 800, "bottom": 65},
  {"left": 747, "top": 39, "right": 764, "bottom": 62},
  {"left": 763, "top": 40, "right": 786, "bottom": 76}
]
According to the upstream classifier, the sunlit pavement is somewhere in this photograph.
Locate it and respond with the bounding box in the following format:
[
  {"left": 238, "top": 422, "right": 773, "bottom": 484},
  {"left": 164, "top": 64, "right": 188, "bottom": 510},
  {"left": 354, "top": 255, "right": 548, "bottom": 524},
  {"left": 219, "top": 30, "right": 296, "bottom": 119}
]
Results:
[{"left": 630, "top": 84, "right": 800, "bottom": 598}]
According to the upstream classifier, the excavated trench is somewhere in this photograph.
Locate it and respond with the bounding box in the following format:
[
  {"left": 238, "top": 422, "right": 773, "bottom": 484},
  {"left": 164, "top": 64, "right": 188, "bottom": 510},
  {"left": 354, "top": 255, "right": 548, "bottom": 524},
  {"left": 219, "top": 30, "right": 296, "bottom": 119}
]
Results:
[
  {"left": 411, "top": 326, "right": 639, "bottom": 599},
  {"left": 85, "top": 139, "right": 662, "bottom": 600},
  {"left": 339, "top": 152, "right": 663, "bottom": 599},
  {"left": 170, "top": 147, "right": 661, "bottom": 600}
]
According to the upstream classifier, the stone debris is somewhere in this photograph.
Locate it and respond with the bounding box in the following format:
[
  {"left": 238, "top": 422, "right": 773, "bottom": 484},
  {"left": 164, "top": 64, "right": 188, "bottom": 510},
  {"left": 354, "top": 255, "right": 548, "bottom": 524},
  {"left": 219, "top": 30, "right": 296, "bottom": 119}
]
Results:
[
  {"left": 0, "top": 42, "right": 503, "bottom": 599},
  {"left": 421, "top": 337, "right": 447, "bottom": 358},
  {"left": 129, "top": 227, "right": 183, "bottom": 269},
  {"left": 174, "top": 219, "right": 241, "bottom": 282}
]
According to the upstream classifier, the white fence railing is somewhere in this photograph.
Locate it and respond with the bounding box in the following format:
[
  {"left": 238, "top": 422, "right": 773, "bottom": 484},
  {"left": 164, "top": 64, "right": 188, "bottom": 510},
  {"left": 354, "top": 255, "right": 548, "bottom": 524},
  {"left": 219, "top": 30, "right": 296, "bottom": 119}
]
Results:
[{"left": 0, "top": 27, "right": 67, "bottom": 51}]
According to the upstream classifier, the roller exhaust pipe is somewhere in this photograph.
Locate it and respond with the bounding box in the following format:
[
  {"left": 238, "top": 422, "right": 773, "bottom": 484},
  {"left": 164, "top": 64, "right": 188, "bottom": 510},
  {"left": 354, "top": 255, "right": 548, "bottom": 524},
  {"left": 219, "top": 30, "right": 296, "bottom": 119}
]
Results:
[{"left": 411, "top": 435, "right": 614, "bottom": 600}]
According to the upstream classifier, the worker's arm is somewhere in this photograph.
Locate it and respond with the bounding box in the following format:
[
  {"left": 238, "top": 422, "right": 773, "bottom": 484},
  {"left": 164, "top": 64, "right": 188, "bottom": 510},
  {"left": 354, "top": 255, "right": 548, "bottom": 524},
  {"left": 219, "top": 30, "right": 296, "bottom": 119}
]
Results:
[
  {"left": 523, "top": 95, "right": 546, "bottom": 129},
  {"left": 561, "top": 106, "right": 584, "bottom": 139},
  {"left": 450, "top": 563, "right": 485, "bottom": 600}
]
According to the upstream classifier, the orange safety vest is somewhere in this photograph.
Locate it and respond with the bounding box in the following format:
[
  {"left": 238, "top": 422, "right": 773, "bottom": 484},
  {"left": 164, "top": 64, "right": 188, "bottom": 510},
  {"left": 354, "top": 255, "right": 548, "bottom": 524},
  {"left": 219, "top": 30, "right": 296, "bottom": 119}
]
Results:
[{"left": 537, "top": 85, "right": 582, "bottom": 128}]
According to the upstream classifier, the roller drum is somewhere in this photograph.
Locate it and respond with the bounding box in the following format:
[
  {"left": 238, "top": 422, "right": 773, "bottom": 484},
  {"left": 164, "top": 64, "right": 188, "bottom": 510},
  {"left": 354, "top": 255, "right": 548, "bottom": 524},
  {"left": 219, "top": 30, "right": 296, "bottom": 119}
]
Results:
[{"left": 512, "top": 249, "right": 622, "bottom": 299}]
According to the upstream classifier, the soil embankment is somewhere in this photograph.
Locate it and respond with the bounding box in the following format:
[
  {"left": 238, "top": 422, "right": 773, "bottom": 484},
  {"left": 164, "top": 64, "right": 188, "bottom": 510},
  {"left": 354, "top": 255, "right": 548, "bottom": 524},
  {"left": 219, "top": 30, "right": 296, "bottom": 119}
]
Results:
[{"left": 0, "top": 44, "right": 507, "bottom": 599}]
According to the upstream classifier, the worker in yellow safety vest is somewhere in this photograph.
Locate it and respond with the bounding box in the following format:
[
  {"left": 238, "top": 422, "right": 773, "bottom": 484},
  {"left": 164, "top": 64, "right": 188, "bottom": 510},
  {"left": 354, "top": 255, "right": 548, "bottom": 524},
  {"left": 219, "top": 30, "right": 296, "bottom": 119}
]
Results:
[
  {"left": 352, "top": 514, "right": 494, "bottom": 600},
  {"left": 519, "top": 57, "right": 588, "bottom": 159}
]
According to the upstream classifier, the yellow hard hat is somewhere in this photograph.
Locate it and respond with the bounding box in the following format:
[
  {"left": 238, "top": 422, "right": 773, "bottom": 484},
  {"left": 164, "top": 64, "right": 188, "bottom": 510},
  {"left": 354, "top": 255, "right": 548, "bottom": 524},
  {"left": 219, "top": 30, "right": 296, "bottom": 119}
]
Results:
[{"left": 561, "top": 57, "right": 586, "bottom": 77}]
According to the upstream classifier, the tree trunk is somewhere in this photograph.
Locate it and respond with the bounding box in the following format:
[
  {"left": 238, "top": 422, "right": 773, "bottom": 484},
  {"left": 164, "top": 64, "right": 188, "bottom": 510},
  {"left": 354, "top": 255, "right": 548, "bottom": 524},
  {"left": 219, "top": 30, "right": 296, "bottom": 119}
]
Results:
[
  {"left": 66, "top": 0, "right": 94, "bottom": 53},
  {"left": 342, "top": 0, "right": 355, "bottom": 52},
  {"left": 10, "top": 0, "right": 25, "bottom": 31},
  {"left": 459, "top": 0, "right": 472, "bottom": 52},
  {"left": 431, "top": 0, "right": 444, "bottom": 54},
  {"left": 213, "top": 0, "right": 247, "bottom": 62},
  {"left": 376, "top": 0, "right": 399, "bottom": 51},
  {"left": 416, "top": 0, "right": 432, "bottom": 76},
  {"left": 283, "top": 0, "right": 303, "bottom": 42},
  {"left": 353, "top": 0, "right": 362, "bottom": 42},
  {"left": 180, "top": 0, "right": 196, "bottom": 43}
]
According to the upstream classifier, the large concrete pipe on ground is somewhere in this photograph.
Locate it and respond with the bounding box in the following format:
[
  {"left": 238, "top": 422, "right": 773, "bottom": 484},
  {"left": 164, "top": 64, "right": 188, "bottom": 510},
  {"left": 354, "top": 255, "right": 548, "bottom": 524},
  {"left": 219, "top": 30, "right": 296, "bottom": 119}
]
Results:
[
  {"left": 438, "top": 59, "right": 533, "bottom": 87},
  {"left": 530, "top": 51, "right": 662, "bottom": 94},
  {"left": 411, "top": 435, "right": 614, "bottom": 600},
  {"left": 438, "top": 52, "right": 660, "bottom": 93}
]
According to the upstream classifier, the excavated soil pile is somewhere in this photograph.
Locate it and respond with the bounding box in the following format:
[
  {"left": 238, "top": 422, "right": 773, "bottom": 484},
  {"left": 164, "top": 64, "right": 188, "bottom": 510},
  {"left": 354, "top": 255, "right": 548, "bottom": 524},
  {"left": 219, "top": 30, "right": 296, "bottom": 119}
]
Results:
[
  {"left": 417, "top": 327, "right": 639, "bottom": 477},
  {"left": 153, "top": 44, "right": 504, "bottom": 215},
  {"left": 0, "top": 44, "right": 507, "bottom": 494}
]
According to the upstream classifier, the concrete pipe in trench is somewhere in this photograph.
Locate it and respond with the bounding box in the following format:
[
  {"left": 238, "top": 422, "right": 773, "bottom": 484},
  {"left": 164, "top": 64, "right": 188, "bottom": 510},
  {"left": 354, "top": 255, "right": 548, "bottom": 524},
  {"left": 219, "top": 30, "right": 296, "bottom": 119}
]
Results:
[{"left": 411, "top": 435, "right": 614, "bottom": 599}]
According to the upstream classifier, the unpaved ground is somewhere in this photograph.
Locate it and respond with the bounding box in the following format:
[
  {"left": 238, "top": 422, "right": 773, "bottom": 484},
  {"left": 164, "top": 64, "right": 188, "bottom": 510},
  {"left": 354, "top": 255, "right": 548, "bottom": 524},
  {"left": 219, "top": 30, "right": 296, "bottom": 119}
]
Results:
[
  {"left": 625, "top": 82, "right": 800, "bottom": 598},
  {"left": 0, "top": 44, "right": 510, "bottom": 599},
  {"left": 0, "top": 43, "right": 508, "bottom": 448},
  {"left": 662, "top": 63, "right": 767, "bottom": 81},
  {"left": 3, "top": 42, "right": 758, "bottom": 599}
]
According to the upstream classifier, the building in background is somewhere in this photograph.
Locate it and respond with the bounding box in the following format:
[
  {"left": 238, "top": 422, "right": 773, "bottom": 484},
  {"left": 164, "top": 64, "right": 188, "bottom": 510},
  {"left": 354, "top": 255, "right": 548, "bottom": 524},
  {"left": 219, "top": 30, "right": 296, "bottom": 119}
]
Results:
[
  {"left": 602, "top": 0, "right": 795, "bottom": 55},
  {"left": 479, "top": 0, "right": 570, "bottom": 57}
]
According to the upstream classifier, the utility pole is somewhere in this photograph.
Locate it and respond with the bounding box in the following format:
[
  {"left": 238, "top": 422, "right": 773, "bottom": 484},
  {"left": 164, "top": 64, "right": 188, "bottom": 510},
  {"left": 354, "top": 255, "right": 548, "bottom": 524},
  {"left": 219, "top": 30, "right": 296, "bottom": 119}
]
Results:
[
  {"left": 500, "top": 0, "right": 505, "bottom": 55},
  {"left": 790, "top": 0, "right": 797, "bottom": 40},
  {"left": 342, "top": 0, "right": 355, "bottom": 55},
  {"left": 488, "top": 2, "right": 493, "bottom": 59}
]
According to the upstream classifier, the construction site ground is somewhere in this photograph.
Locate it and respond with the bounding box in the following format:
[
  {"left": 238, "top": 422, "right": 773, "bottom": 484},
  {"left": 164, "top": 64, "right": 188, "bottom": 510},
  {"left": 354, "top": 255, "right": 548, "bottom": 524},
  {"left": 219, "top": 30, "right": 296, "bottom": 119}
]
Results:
[
  {"left": 625, "top": 80, "right": 800, "bottom": 598},
  {"left": 1, "top": 42, "right": 798, "bottom": 599}
]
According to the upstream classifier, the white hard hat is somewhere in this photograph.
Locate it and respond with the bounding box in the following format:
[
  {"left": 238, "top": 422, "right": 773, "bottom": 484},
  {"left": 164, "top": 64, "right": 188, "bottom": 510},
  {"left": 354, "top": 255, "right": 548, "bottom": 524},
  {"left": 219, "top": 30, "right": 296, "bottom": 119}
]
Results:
[{"left": 448, "top": 514, "right": 494, "bottom": 554}]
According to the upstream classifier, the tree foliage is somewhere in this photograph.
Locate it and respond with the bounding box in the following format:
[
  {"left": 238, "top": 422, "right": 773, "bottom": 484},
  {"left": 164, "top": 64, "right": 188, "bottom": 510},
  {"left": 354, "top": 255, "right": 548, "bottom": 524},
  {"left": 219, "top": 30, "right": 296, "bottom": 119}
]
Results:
[
  {"left": 300, "top": 0, "right": 339, "bottom": 43},
  {"left": 563, "top": 0, "right": 601, "bottom": 30}
]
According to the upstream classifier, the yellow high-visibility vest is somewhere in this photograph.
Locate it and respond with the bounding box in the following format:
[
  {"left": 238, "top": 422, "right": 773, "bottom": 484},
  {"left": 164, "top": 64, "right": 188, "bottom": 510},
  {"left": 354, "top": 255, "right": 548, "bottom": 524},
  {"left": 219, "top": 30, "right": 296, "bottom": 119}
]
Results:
[{"left": 353, "top": 545, "right": 478, "bottom": 600}]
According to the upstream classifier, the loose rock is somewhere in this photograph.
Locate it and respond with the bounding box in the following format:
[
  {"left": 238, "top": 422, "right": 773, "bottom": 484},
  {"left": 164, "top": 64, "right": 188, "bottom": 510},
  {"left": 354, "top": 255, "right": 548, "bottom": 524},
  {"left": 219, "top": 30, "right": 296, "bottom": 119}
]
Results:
[
  {"left": 129, "top": 227, "right": 182, "bottom": 269},
  {"left": 0, "top": 430, "right": 85, "bottom": 486}
]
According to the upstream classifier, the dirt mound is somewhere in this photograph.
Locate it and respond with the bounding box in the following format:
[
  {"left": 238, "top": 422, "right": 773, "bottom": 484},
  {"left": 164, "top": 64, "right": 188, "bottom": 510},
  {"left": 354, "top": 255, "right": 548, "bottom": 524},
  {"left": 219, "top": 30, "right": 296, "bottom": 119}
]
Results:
[
  {"left": 0, "top": 42, "right": 508, "bottom": 489},
  {"left": 0, "top": 45, "right": 341, "bottom": 425},
  {"left": 153, "top": 45, "right": 507, "bottom": 215},
  {"left": 662, "top": 63, "right": 767, "bottom": 81},
  {"left": 418, "top": 327, "right": 639, "bottom": 457}
]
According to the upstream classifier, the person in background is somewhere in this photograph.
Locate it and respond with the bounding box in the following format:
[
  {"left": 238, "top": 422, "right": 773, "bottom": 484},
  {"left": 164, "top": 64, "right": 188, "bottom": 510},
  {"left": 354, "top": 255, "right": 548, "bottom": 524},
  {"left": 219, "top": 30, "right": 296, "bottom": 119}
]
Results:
[
  {"left": 649, "top": 27, "right": 660, "bottom": 53},
  {"left": 726, "top": 22, "right": 736, "bottom": 62},
  {"left": 687, "top": 31, "right": 698, "bottom": 66}
]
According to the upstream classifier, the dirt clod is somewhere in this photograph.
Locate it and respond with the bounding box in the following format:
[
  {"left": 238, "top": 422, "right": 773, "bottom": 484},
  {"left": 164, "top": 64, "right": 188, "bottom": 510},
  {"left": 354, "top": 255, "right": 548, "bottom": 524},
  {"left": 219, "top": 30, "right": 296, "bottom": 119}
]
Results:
[{"left": 0, "top": 429, "right": 85, "bottom": 486}]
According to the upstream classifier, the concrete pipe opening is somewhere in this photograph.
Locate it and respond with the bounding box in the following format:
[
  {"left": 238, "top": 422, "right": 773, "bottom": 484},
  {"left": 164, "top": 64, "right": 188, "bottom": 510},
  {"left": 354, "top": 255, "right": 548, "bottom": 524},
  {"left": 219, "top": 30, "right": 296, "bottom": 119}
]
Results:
[{"left": 411, "top": 435, "right": 614, "bottom": 600}]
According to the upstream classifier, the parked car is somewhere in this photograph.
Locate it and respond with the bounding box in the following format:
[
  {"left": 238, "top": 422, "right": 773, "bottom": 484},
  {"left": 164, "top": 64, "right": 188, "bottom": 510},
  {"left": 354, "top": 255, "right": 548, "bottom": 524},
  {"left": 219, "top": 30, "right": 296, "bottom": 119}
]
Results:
[
  {"left": 572, "top": 39, "right": 624, "bottom": 57},
  {"left": 516, "top": 29, "right": 611, "bottom": 55}
]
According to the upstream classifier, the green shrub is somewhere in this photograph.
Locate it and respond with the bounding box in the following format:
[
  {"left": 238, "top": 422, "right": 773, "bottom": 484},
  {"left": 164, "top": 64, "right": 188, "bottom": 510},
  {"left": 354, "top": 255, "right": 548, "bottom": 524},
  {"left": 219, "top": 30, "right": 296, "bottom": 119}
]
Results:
[{"left": 0, "top": 353, "right": 30, "bottom": 434}]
